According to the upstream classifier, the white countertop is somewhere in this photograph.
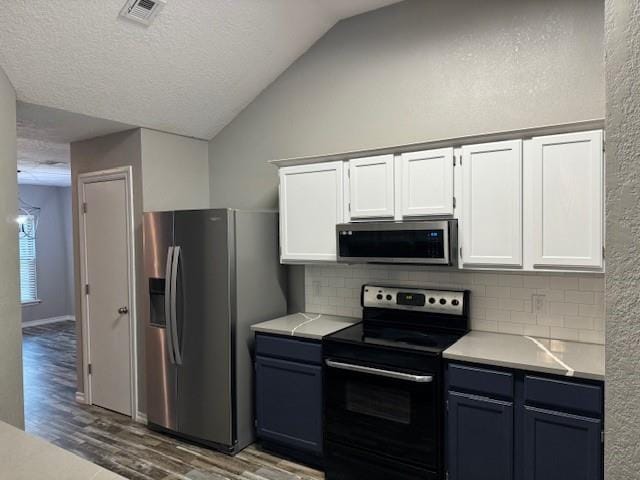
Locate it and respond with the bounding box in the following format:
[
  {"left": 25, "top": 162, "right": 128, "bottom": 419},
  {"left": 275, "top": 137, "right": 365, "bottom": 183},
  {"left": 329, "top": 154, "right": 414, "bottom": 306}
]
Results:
[
  {"left": 251, "top": 313, "right": 358, "bottom": 340},
  {"left": 443, "top": 331, "right": 605, "bottom": 381},
  {"left": 0, "top": 420, "right": 126, "bottom": 480}
]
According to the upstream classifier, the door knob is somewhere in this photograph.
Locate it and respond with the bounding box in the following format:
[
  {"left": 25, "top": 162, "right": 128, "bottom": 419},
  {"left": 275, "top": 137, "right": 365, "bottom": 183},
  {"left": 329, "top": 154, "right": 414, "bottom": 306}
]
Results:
[{"left": 118, "top": 306, "right": 129, "bottom": 314}]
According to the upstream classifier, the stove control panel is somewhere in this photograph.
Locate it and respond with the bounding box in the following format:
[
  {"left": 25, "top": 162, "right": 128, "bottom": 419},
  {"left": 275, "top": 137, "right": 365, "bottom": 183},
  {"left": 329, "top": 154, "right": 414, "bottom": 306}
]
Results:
[{"left": 362, "top": 285, "right": 465, "bottom": 315}]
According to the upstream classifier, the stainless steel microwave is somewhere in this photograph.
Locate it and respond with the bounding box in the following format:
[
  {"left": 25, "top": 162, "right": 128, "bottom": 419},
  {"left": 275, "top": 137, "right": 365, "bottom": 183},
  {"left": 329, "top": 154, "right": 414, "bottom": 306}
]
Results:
[{"left": 336, "top": 219, "right": 458, "bottom": 266}]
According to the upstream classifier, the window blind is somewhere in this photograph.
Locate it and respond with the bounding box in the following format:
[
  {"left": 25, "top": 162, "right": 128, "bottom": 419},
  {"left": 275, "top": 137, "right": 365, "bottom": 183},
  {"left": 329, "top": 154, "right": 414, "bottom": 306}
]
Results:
[{"left": 19, "top": 215, "right": 37, "bottom": 303}]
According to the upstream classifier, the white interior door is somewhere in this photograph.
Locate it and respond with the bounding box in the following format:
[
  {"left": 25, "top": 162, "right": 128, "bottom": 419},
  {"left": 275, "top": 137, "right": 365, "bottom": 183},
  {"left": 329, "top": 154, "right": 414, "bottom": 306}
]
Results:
[
  {"left": 82, "top": 177, "right": 132, "bottom": 415},
  {"left": 348, "top": 154, "right": 395, "bottom": 219},
  {"left": 531, "top": 130, "right": 603, "bottom": 268},
  {"left": 461, "top": 140, "right": 523, "bottom": 267},
  {"left": 399, "top": 147, "right": 454, "bottom": 217}
]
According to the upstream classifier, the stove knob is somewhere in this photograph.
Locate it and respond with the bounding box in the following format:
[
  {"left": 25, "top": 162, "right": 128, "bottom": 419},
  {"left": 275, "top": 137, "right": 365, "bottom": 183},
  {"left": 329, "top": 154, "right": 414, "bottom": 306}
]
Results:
[
  {"left": 386, "top": 294, "right": 393, "bottom": 301},
  {"left": 376, "top": 294, "right": 383, "bottom": 300},
  {"left": 451, "top": 299, "right": 460, "bottom": 306},
  {"left": 439, "top": 298, "right": 447, "bottom": 305},
  {"left": 428, "top": 297, "right": 436, "bottom": 304}
]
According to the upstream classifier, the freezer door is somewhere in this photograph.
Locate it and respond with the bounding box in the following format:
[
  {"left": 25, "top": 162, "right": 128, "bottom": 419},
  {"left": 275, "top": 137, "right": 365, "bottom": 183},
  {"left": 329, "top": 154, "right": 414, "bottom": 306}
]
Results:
[
  {"left": 173, "top": 209, "right": 234, "bottom": 446},
  {"left": 143, "top": 211, "right": 178, "bottom": 430}
]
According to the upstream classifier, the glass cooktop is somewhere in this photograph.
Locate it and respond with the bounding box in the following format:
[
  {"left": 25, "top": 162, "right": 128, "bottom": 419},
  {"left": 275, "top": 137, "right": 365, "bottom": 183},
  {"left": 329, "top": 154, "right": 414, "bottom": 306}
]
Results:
[{"left": 326, "top": 322, "right": 463, "bottom": 354}]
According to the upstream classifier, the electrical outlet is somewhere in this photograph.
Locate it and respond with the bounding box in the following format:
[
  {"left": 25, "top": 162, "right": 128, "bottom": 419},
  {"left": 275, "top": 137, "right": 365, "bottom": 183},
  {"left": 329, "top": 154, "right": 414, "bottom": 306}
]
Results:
[
  {"left": 312, "top": 280, "right": 321, "bottom": 297},
  {"left": 532, "top": 294, "right": 546, "bottom": 314}
]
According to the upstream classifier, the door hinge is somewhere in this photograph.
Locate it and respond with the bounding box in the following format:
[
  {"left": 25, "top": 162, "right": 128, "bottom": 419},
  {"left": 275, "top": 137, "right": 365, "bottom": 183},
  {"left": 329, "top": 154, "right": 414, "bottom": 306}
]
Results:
[
  {"left": 85, "top": 284, "right": 90, "bottom": 295},
  {"left": 82, "top": 202, "right": 88, "bottom": 214},
  {"left": 603, "top": 245, "right": 606, "bottom": 259},
  {"left": 601, "top": 430, "right": 605, "bottom": 443},
  {"left": 459, "top": 156, "right": 462, "bottom": 166},
  {"left": 453, "top": 196, "right": 457, "bottom": 209},
  {"left": 348, "top": 202, "right": 351, "bottom": 213},
  {"left": 88, "top": 363, "right": 92, "bottom": 375},
  {"left": 459, "top": 247, "right": 463, "bottom": 259},
  {"left": 453, "top": 156, "right": 456, "bottom": 167}
]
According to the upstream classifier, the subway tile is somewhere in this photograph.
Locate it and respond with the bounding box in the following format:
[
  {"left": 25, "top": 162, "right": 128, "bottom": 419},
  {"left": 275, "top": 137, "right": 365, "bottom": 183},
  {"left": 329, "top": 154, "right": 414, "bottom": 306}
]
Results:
[
  {"left": 473, "top": 273, "right": 500, "bottom": 286},
  {"left": 594, "top": 291, "right": 604, "bottom": 305},
  {"left": 534, "top": 288, "right": 565, "bottom": 302},
  {"left": 318, "top": 305, "right": 338, "bottom": 315},
  {"left": 579, "top": 303, "right": 605, "bottom": 318},
  {"left": 471, "top": 319, "right": 498, "bottom": 332},
  {"left": 537, "top": 315, "right": 563, "bottom": 327},
  {"left": 548, "top": 276, "right": 579, "bottom": 290},
  {"left": 579, "top": 276, "right": 605, "bottom": 291},
  {"left": 564, "top": 290, "right": 595, "bottom": 304},
  {"left": 549, "top": 327, "right": 580, "bottom": 342},
  {"left": 485, "top": 286, "right": 511, "bottom": 298},
  {"left": 388, "top": 270, "right": 409, "bottom": 281},
  {"left": 305, "top": 304, "right": 323, "bottom": 314},
  {"left": 548, "top": 302, "right": 579, "bottom": 316},
  {"left": 510, "top": 287, "right": 536, "bottom": 300},
  {"left": 498, "top": 274, "right": 524, "bottom": 287},
  {"left": 523, "top": 276, "right": 548, "bottom": 289},
  {"left": 328, "top": 277, "right": 345, "bottom": 288},
  {"left": 485, "top": 309, "right": 510, "bottom": 322},
  {"left": 470, "top": 307, "right": 486, "bottom": 320},
  {"left": 475, "top": 297, "right": 499, "bottom": 309},
  {"left": 498, "top": 322, "right": 525, "bottom": 335},
  {"left": 320, "top": 286, "right": 337, "bottom": 297},
  {"left": 563, "top": 316, "right": 594, "bottom": 330},
  {"left": 523, "top": 324, "right": 550, "bottom": 338},
  {"left": 510, "top": 311, "right": 536, "bottom": 324},
  {"left": 500, "top": 298, "right": 525, "bottom": 312},
  {"left": 328, "top": 296, "right": 345, "bottom": 306},
  {"left": 578, "top": 330, "right": 605, "bottom": 345}
]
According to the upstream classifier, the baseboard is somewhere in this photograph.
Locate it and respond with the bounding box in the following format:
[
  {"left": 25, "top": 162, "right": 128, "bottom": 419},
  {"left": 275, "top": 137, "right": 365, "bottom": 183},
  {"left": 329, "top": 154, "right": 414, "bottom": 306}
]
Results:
[
  {"left": 22, "top": 315, "right": 75, "bottom": 328},
  {"left": 135, "top": 411, "right": 148, "bottom": 424},
  {"left": 75, "top": 391, "right": 87, "bottom": 404}
]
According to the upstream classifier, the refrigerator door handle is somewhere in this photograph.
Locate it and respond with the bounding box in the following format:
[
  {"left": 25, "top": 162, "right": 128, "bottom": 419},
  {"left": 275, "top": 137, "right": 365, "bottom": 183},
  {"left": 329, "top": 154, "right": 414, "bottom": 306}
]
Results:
[
  {"left": 171, "top": 246, "right": 183, "bottom": 365},
  {"left": 164, "top": 246, "right": 176, "bottom": 365}
]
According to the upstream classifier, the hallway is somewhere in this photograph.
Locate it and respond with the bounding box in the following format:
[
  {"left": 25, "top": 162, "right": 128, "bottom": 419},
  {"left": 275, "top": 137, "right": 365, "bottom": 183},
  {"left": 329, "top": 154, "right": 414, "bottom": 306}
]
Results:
[{"left": 22, "top": 321, "right": 323, "bottom": 480}]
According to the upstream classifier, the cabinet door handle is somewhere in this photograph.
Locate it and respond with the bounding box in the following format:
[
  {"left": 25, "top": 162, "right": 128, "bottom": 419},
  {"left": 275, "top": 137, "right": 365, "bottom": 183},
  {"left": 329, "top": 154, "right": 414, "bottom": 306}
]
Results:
[{"left": 325, "top": 359, "right": 433, "bottom": 383}]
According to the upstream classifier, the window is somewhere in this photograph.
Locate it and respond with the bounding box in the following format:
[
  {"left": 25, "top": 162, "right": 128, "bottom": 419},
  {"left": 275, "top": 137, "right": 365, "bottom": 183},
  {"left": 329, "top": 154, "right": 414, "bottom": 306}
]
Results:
[{"left": 18, "top": 215, "right": 38, "bottom": 304}]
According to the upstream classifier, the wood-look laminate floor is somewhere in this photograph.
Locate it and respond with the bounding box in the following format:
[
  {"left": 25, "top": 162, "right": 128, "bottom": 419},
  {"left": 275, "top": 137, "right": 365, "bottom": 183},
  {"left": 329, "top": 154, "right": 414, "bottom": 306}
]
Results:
[{"left": 22, "top": 321, "right": 324, "bottom": 480}]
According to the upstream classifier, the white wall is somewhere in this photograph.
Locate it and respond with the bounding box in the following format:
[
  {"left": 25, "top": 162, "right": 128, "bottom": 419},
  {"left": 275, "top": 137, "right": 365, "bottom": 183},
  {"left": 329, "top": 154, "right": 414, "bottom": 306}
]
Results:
[
  {"left": 141, "top": 129, "right": 209, "bottom": 212},
  {"left": 19, "top": 185, "right": 74, "bottom": 323},
  {"left": 0, "top": 64, "right": 24, "bottom": 428}
]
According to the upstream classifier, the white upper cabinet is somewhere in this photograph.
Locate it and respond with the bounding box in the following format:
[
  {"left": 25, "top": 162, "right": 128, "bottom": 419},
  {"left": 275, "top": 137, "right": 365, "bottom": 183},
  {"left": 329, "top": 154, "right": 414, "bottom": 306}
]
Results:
[
  {"left": 279, "top": 161, "right": 344, "bottom": 262},
  {"left": 461, "top": 140, "right": 523, "bottom": 267},
  {"left": 398, "top": 147, "right": 454, "bottom": 217},
  {"left": 348, "top": 154, "right": 395, "bottom": 219},
  {"left": 530, "top": 130, "right": 603, "bottom": 268}
]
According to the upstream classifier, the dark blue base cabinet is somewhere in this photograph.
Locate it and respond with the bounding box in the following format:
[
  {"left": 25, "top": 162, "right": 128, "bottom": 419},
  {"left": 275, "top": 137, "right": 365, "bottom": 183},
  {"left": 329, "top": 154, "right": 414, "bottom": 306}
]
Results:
[
  {"left": 446, "top": 362, "right": 603, "bottom": 480},
  {"left": 254, "top": 334, "right": 323, "bottom": 462}
]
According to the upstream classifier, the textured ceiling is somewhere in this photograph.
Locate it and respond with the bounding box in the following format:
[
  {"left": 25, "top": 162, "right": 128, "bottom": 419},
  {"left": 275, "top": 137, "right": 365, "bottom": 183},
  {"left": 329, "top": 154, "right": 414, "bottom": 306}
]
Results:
[
  {"left": 0, "top": 0, "right": 402, "bottom": 140},
  {"left": 16, "top": 137, "right": 71, "bottom": 187}
]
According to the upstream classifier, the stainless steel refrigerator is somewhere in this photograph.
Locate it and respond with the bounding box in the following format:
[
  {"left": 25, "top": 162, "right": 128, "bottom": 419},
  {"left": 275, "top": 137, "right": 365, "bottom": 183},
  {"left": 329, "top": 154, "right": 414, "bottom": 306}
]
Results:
[{"left": 143, "top": 209, "right": 287, "bottom": 454}]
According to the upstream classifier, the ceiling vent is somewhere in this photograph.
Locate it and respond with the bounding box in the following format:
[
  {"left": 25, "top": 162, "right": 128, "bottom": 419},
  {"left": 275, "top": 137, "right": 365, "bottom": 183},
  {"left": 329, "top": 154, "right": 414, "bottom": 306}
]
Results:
[{"left": 120, "top": 0, "right": 166, "bottom": 26}]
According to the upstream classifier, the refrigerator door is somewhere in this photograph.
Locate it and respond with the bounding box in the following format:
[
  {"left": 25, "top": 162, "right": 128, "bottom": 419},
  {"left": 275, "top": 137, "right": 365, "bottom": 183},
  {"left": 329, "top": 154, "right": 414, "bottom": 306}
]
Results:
[
  {"left": 143, "top": 211, "right": 178, "bottom": 431},
  {"left": 173, "top": 209, "right": 234, "bottom": 447}
]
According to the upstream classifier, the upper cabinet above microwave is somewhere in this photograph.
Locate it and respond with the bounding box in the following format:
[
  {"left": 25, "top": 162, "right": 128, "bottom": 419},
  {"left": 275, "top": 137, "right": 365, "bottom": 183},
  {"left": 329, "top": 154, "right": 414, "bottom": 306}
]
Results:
[{"left": 347, "top": 154, "right": 395, "bottom": 220}]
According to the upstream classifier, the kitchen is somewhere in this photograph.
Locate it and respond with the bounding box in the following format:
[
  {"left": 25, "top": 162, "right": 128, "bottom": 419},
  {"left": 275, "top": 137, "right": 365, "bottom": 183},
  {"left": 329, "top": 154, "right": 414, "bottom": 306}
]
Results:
[{"left": 0, "top": 0, "right": 635, "bottom": 479}]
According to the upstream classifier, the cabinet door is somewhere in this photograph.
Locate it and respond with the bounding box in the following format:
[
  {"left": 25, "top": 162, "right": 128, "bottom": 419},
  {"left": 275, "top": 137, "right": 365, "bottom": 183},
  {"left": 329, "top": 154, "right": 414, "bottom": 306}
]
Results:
[
  {"left": 461, "top": 140, "right": 522, "bottom": 266},
  {"left": 399, "top": 147, "right": 454, "bottom": 217},
  {"left": 348, "top": 154, "right": 395, "bottom": 219},
  {"left": 447, "top": 392, "right": 514, "bottom": 480},
  {"left": 522, "top": 406, "right": 602, "bottom": 480},
  {"left": 531, "top": 131, "right": 603, "bottom": 268},
  {"left": 279, "top": 161, "right": 344, "bottom": 262},
  {"left": 255, "top": 356, "right": 323, "bottom": 454}
]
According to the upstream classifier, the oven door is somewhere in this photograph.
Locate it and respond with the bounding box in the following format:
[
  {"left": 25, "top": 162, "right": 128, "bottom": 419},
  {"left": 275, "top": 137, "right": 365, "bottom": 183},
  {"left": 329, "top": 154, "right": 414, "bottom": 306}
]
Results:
[{"left": 324, "top": 358, "right": 439, "bottom": 471}]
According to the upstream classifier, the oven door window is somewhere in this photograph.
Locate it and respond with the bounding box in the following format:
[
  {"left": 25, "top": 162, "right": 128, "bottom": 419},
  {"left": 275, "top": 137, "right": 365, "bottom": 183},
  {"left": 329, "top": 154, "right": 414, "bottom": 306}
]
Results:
[{"left": 325, "top": 361, "right": 438, "bottom": 469}]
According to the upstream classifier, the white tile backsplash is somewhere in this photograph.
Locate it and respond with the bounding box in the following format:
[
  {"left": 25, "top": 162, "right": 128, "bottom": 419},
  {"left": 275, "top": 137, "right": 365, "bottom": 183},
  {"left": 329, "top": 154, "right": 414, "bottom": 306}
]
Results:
[{"left": 304, "top": 265, "right": 605, "bottom": 345}]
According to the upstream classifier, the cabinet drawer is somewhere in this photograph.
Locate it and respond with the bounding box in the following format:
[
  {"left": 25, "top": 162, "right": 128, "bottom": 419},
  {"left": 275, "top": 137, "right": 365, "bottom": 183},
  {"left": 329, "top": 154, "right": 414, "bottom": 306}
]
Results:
[
  {"left": 448, "top": 363, "right": 514, "bottom": 399},
  {"left": 524, "top": 375, "right": 602, "bottom": 417},
  {"left": 255, "top": 334, "right": 322, "bottom": 364}
]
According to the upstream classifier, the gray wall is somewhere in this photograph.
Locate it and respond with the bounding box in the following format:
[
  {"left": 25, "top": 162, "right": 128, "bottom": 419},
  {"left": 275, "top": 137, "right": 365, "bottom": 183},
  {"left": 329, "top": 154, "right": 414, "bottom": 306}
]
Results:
[
  {"left": 70, "top": 129, "right": 145, "bottom": 412},
  {"left": 604, "top": 0, "right": 640, "bottom": 476},
  {"left": 208, "top": 0, "right": 604, "bottom": 211},
  {"left": 0, "top": 64, "right": 24, "bottom": 428},
  {"left": 19, "top": 185, "right": 74, "bottom": 323},
  {"left": 140, "top": 129, "right": 210, "bottom": 212}
]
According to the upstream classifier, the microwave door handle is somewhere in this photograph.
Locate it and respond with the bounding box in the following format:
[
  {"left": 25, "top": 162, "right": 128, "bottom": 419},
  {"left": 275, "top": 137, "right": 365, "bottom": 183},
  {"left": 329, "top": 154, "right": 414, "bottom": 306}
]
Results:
[
  {"left": 325, "top": 359, "right": 433, "bottom": 383},
  {"left": 170, "top": 246, "right": 183, "bottom": 365},
  {"left": 164, "top": 246, "right": 176, "bottom": 365}
]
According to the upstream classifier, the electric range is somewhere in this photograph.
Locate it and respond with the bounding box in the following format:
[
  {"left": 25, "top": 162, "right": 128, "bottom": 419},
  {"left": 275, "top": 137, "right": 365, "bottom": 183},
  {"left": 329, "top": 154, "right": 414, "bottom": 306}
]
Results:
[{"left": 323, "top": 284, "right": 470, "bottom": 480}]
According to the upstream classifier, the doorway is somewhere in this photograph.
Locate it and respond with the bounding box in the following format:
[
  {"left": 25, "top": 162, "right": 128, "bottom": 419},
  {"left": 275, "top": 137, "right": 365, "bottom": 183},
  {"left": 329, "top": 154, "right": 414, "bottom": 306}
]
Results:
[{"left": 78, "top": 167, "right": 138, "bottom": 418}]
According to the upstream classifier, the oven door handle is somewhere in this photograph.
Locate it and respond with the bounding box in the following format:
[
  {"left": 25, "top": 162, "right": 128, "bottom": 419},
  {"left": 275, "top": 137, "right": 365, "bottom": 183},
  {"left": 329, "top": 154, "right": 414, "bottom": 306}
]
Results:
[{"left": 325, "top": 359, "right": 434, "bottom": 383}]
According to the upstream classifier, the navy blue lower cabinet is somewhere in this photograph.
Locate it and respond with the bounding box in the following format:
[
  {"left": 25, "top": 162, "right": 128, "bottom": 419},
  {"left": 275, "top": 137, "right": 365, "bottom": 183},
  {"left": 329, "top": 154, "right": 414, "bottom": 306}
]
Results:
[
  {"left": 522, "top": 406, "right": 602, "bottom": 480},
  {"left": 447, "top": 391, "right": 514, "bottom": 480},
  {"left": 255, "top": 355, "right": 323, "bottom": 455}
]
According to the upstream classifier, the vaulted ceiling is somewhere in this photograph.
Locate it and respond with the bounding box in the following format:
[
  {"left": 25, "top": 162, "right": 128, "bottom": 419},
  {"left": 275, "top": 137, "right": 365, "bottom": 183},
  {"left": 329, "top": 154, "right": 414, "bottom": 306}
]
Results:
[{"left": 0, "top": 0, "right": 402, "bottom": 141}]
